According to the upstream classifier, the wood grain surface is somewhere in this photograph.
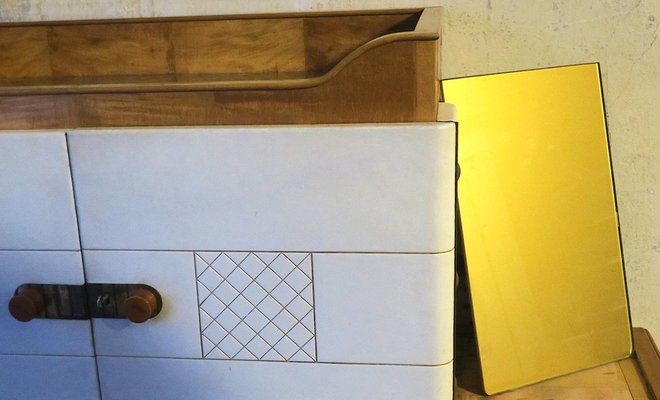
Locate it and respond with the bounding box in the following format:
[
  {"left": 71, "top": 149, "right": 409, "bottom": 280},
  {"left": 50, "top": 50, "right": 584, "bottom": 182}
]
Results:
[
  {"left": 0, "top": 10, "right": 440, "bottom": 129},
  {"left": 0, "top": 38, "right": 437, "bottom": 129},
  {"left": 0, "top": 32, "right": 438, "bottom": 95},
  {"left": 634, "top": 328, "right": 660, "bottom": 399},
  {"left": 0, "top": 12, "right": 419, "bottom": 80}
]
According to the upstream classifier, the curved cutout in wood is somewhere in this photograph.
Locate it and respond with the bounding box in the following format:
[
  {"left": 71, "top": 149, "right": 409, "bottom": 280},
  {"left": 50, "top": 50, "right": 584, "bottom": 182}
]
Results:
[{"left": 0, "top": 31, "right": 438, "bottom": 96}]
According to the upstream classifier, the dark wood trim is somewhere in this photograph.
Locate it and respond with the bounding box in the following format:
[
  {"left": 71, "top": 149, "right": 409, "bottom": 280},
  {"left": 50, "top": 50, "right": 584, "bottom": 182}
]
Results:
[{"left": 634, "top": 327, "right": 660, "bottom": 399}]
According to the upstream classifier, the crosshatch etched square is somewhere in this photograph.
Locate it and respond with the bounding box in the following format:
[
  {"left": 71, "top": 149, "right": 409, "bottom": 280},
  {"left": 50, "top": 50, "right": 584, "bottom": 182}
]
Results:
[{"left": 195, "top": 252, "right": 316, "bottom": 362}]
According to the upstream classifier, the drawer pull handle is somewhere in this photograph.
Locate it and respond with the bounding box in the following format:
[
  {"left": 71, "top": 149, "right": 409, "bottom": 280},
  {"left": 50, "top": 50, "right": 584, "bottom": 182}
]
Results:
[
  {"left": 7, "top": 283, "right": 162, "bottom": 322},
  {"left": 121, "top": 288, "right": 160, "bottom": 324},
  {"left": 8, "top": 287, "right": 45, "bottom": 322}
]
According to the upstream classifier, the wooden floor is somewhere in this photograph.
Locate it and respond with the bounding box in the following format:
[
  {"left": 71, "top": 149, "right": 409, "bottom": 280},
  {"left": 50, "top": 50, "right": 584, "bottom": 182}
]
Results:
[{"left": 455, "top": 328, "right": 658, "bottom": 399}]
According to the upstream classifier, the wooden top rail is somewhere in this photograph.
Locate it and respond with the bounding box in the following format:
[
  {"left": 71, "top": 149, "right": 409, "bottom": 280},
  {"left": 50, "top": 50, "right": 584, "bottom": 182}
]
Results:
[
  {"left": 0, "top": 32, "right": 438, "bottom": 96},
  {"left": 0, "top": 8, "right": 443, "bottom": 129}
]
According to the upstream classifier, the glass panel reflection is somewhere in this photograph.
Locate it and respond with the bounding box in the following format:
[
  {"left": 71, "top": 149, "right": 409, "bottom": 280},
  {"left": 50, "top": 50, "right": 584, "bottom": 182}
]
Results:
[{"left": 443, "top": 64, "right": 631, "bottom": 394}]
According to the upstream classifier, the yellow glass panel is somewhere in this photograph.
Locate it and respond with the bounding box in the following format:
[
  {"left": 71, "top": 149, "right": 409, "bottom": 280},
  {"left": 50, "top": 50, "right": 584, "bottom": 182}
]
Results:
[{"left": 442, "top": 64, "right": 632, "bottom": 394}]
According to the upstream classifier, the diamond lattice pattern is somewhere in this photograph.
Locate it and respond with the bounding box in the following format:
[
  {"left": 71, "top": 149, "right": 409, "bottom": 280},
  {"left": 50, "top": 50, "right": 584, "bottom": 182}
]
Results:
[{"left": 195, "top": 251, "right": 316, "bottom": 362}]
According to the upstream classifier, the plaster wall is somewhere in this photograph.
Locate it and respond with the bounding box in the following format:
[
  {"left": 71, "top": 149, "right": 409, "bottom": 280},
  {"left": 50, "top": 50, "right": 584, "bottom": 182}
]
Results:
[{"left": 1, "top": 0, "right": 658, "bottom": 340}]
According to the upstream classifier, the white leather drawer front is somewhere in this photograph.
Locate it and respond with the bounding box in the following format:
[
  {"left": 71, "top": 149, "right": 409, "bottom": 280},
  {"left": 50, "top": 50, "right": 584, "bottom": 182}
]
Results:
[
  {"left": 314, "top": 251, "right": 454, "bottom": 366},
  {"left": 83, "top": 250, "right": 201, "bottom": 358},
  {"left": 97, "top": 357, "right": 453, "bottom": 400},
  {"left": 0, "top": 132, "right": 80, "bottom": 250},
  {"left": 67, "top": 123, "right": 455, "bottom": 253},
  {"left": 0, "top": 251, "right": 93, "bottom": 356},
  {"left": 82, "top": 250, "right": 453, "bottom": 366},
  {"left": 0, "top": 355, "right": 100, "bottom": 400}
]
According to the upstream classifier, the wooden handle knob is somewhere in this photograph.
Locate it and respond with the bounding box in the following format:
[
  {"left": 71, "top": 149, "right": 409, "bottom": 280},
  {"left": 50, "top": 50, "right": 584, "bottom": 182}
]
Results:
[
  {"left": 122, "top": 288, "right": 159, "bottom": 324},
  {"left": 8, "top": 287, "right": 45, "bottom": 322}
]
